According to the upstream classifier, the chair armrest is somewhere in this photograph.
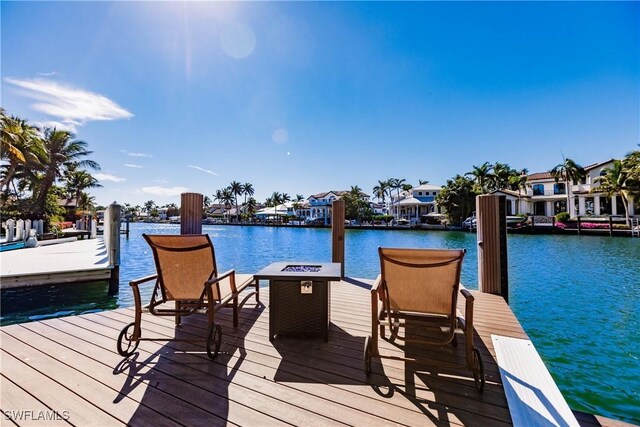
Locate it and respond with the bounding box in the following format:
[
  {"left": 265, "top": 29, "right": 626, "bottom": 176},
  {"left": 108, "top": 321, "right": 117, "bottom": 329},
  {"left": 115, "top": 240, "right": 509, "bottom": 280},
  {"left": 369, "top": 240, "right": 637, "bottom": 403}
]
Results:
[
  {"left": 205, "top": 269, "right": 236, "bottom": 301},
  {"left": 371, "top": 274, "right": 382, "bottom": 293},
  {"left": 130, "top": 274, "right": 157, "bottom": 287},
  {"left": 460, "top": 288, "right": 475, "bottom": 332}
]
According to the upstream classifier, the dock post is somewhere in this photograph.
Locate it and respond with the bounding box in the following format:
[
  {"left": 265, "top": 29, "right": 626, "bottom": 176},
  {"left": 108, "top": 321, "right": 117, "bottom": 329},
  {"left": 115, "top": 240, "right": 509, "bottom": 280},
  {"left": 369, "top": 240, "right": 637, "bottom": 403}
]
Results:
[
  {"left": 332, "top": 199, "right": 345, "bottom": 278},
  {"left": 106, "top": 202, "right": 121, "bottom": 295},
  {"left": 577, "top": 216, "right": 581, "bottom": 235},
  {"left": 125, "top": 216, "right": 130, "bottom": 237},
  {"left": 476, "top": 195, "right": 509, "bottom": 303},
  {"left": 181, "top": 192, "right": 203, "bottom": 235},
  {"left": 609, "top": 215, "right": 613, "bottom": 236}
]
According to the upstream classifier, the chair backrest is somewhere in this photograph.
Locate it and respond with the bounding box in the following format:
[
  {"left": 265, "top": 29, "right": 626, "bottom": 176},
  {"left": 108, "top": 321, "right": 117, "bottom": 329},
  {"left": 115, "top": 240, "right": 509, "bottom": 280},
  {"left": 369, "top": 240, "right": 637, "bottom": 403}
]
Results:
[
  {"left": 143, "top": 234, "right": 217, "bottom": 300},
  {"left": 378, "top": 247, "right": 465, "bottom": 316}
]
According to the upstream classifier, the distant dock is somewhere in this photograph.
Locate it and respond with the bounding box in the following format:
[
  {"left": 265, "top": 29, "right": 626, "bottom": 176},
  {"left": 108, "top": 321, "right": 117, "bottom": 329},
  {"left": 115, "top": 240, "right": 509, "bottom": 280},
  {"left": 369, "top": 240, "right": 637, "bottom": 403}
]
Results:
[{"left": 0, "top": 238, "right": 111, "bottom": 289}]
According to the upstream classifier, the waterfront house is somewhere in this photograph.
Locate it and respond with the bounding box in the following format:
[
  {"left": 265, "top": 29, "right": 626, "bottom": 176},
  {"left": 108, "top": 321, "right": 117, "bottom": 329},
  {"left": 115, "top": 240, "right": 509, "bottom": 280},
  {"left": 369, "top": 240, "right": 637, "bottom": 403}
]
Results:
[
  {"left": 390, "top": 184, "right": 443, "bottom": 222},
  {"left": 489, "top": 189, "right": 530, "bottom": 215},
  {"left": 526, "top": 159, "right": 637, "bottom": 218},
  {"left": 307, "top": 190, "right": 370, "bottom": 225}
]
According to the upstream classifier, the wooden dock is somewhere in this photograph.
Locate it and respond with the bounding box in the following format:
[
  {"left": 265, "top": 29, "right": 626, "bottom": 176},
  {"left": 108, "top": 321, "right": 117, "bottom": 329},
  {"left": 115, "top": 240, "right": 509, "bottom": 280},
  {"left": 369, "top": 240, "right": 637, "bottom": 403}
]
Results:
[
  {"left": 0, "top": 238, "right": 111, "bottom": 288},
  {"left": 0, "top": 280, "right": 629, "bottom": 426}
]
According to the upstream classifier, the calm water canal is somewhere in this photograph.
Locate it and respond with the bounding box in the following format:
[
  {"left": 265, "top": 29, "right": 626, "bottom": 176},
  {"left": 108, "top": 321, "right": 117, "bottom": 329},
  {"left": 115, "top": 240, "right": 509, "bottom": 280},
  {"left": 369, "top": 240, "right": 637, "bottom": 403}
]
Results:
[{"left": 2, "top": 222, "right": 639, "bottom": 423}]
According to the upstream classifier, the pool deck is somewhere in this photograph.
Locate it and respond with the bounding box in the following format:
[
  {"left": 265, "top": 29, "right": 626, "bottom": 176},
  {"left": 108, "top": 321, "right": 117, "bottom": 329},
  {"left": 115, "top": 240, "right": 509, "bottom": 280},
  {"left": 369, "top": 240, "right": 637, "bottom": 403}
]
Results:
[
  {"left": 0, "top": 237, "right": 111, "bottom": 289},
  {"left": 0, "top": 280, "right": 632, "bottom": 426}
]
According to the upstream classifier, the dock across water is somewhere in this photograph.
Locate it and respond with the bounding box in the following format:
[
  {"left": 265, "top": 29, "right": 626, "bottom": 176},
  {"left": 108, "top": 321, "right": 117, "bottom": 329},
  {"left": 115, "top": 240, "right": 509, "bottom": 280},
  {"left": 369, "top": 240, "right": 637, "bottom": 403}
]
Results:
[{"left": 0, "top": 238, "right": 111, "bottom": 289}]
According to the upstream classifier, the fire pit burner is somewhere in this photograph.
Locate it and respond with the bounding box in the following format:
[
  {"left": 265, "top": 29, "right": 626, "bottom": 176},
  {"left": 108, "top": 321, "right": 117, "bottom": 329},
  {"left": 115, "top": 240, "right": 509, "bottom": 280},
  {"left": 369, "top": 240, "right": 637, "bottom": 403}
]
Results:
[{"left": 282, "top": 265, "right": 322, "bottom": 273}]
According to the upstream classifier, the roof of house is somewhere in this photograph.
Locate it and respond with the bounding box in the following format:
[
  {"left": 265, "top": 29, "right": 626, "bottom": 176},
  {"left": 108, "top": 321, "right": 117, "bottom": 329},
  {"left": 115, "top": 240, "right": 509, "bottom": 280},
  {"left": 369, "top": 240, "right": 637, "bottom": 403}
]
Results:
[
  {"left": 413, "top": 184, "right": 442, "bottom": 191},
  {"left": 490, "top": 189, "right": 531, "bottom": 198},
  {"left": 527, "top": 159, "right": 616, "bottom": 181},
  {"left": 308, "top": 190, "right": 370, "bottom": 199}
]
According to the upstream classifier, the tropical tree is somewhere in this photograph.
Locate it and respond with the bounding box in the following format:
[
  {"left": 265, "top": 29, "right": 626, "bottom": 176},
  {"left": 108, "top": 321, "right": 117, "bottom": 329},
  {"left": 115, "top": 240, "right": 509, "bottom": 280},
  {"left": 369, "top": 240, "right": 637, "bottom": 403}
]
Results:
[
  {"left": 245, "top": 197, "right": 257, "bottom": 218},
  {"left": 490, "top": 162, "right": 518, "bottom": 191},
  {"left": 436, "top": 175, "right": 479, "bottom": 225},
  {"left": 76, "top": 192, "right": 96, "bottom": 211},
  {"left": 418, "top": 179, "right": 430, "bottom": 185},
  {"left": 144, "top": 200, "right": 156, "bottom": 214},
  {"left": 508, "top": 172, "right": 528, "bottom": 214},
  {"left": 220, "top": 188, "right": 234, "bottom": 220},
  {"left": 372, "top": 180, "right": 389, "bottom": 205},
  {"left": 550, "top": 157, "right": 586, "bottom": 216},
  {"left": 64, "top": 169, "right": 102, "bottom": 208},
  {"left": 0, "top": 113, "right": 43, "bottom": 191},
  {"left": 465, "top": 162, "right": 494, "bottom": 194},
  {"left": 401, "top": 183, "right": 413, "bottom": 193},
  {"left": 343, "top": 185, "right": 372, "bottom": 222},
  {"left": 32, "top": 128, "right": 100, "bottom": 217},
  {"left": 229, "top": 181, "right": 243, "bottom": 221},
  {"left": 203, "top": 195, "right": 211, "bottom": 211},
  {"left": 281, "top": 192, "right": 291, "bottom": 203},
  {"left": 593, "top": 160, "right": 634, "bottom": 225},
  {"left": 243, "top": 182, "right": 254, "bottom": 204}
]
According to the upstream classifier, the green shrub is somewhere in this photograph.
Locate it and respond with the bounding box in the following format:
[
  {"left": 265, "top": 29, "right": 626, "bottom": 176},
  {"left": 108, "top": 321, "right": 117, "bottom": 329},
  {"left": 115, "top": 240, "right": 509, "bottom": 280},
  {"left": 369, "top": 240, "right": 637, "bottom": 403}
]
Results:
[{"left": 555, "top": 212, "right": 570, "bottom": 223}]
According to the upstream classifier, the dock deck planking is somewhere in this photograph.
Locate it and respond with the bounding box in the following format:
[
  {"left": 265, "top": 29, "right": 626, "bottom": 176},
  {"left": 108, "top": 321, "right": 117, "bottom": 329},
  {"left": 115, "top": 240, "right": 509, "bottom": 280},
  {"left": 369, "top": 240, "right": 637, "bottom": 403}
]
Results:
[
  {"left": 0, "top": 280, "right": 630, "bottom": 426},
  {"left": 0, "top": 238, "right": 111, "bottom": 288}
]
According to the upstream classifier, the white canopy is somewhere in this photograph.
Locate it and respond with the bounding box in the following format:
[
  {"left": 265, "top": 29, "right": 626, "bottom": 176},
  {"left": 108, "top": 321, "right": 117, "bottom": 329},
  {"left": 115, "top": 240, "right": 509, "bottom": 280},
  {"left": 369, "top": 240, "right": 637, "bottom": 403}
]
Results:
[{"left": 255, "top": 204, "right": 288, "bottom": 217}]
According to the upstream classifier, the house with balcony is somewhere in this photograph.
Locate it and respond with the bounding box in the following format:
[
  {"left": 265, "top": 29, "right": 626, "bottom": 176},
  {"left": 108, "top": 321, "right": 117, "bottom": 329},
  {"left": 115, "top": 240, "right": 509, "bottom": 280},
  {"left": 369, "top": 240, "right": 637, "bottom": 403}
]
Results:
[
  {"left": 526, "top": 159, "right": 636, "bottom": 218},
  {"left": 390, "top": 184, "right": 443, "bottom": 222},
  {"left": 489, "top": 189, "right": 530, "bottom": 215},
  {"left": 307, "top": 190, "right": 370, "bottom": 225}
]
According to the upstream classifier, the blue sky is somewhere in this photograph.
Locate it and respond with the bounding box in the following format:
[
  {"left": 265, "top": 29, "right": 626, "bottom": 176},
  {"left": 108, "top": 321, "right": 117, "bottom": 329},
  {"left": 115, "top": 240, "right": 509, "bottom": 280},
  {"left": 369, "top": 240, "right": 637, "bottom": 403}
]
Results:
[{"left": 2, "top": 2, "right": 638, "bottom": 206}]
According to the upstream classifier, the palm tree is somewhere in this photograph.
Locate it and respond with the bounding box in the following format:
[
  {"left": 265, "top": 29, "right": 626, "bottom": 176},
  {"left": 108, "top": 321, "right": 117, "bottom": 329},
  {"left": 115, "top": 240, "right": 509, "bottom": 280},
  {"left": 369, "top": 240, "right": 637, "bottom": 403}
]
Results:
[
  {"left": 144, "top": 200, "right": 156, "bottom": 214},
  {"left": 401, "top": 183, "right": 413, "bottom": 193},
  {"left": 508, "top": 173, "right": 528, "bottom": 214},
  {"left": 281, "top": 192, "right": 291, "bottom": 203},
  {"left": 76, "top": 192, "right": 96, "bottom": 211},
  {"left": 372, "top": 180, "right": 388, "bottom": 205},
  {"left": 220, "top": 188, "right": 234, "bottom": 221},
  {"left": 418, "top": 179, "right": 430, "bottom": 185},
  {"left": 245, "top": 197, "right": 257, "bottom": 218},
  {"left": 466, "top": 162, "right": 494, "bottom": 194},
  {"left": 203, "top": 195, "right": 211, "bottom": 211},
  {"left": 593, "top": 160, "right": 633, "bottom": 225},
  {"left": 33, "top": 128, "right": 100, "bottom": 217},
  {"left": 0, "top": 114, "right": 43, "bottom": 191},
  {"left": 229, "top": 181, "right": 243, "bottom": 221},
  {"left": 550, "top": 157, "right": 585, "bottom": 216},
  {"left": 243, "top": 182, "right": 254, "bottom": 204},
  {"left": 65, "top": 169, "right": 102, "bottom": 208}
]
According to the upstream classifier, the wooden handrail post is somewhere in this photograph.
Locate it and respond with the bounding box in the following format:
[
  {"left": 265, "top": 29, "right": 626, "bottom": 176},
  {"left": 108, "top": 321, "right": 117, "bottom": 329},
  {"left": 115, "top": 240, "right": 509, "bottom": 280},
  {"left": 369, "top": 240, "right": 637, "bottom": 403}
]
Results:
[
  {"left": 181, "top": 193, "right": 203, "bottom": 235},
  {"left": 476, "top": 195, "right": 509, "bottom": 303},
  {"left": 332, "top": 199, "right": 345, "bottom": 278}
]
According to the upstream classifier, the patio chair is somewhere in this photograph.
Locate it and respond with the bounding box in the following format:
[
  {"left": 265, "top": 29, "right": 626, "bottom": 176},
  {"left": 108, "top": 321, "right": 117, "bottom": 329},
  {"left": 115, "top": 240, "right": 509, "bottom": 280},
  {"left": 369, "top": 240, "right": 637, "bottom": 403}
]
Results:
[
  {"left": 117, "top": 234, "right": 259, "bottom": 360},
  {"left": 363, "top": 247, "right": 485, "bottom": 392}
]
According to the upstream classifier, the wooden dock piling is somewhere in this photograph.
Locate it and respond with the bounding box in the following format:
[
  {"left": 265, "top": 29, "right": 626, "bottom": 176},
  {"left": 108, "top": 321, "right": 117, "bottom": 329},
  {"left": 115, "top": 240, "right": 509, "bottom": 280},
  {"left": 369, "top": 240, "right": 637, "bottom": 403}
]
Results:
[
  {"left": 105, "top": 202, "right": 121, "bottom": 295},
  {"left": 476, "top": 194, "right": 509, "bottom": 303},
  {"left": 180, "top": 192, "right": 203, "bottom": 235},
  {"left": 332, "top": 199, "right": 345, "bottom": 278}
]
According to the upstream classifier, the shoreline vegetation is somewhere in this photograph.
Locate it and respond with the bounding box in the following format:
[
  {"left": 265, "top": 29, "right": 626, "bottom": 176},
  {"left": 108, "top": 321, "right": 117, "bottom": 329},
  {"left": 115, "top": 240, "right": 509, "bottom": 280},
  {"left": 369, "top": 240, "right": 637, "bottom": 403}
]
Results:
[{"left": 2, "top": 108, "right": 639, "bottom": 236}]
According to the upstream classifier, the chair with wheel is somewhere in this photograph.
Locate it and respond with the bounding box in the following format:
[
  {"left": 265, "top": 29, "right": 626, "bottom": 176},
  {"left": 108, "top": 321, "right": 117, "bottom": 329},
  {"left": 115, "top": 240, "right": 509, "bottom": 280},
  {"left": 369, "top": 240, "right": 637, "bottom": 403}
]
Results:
[
  {"left": 363, "top": 247, "right": 485, "bottom": 392},
  {"left": 117, "top": 234, "right": 259, "bottom": 360}
]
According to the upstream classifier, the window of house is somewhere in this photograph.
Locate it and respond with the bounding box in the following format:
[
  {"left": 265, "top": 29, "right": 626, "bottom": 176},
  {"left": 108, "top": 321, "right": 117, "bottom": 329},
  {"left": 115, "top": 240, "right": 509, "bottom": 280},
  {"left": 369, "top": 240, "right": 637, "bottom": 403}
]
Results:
[
  {"left": 554, "top": 200, "right": 567, "bottom": 214},
  {"left": 418, "top": 191, "right": 422, "bottom": 195},
  {"left": 585, "top": 197, "right": 594, "bottom": 215},
  {"left": 506, "top": 200, "right": 513, "bottom": 215},
  {"left": 616, "top": 196, "right": 625, "bottom": 216},
  {"left": 600, "top": 197, "right": 611, "bottom": 215},
  {"left": 533, "top": 201, "right": 546, "bottom": 215},
  {"left": 533, "top": 184, "right": 544, "bottom": 196},
  {"left": 573, "top": 177, "right": 586, "bottom": 185},
  {"left": 553, "top": 183, "right": 566, "bottom": 195}
]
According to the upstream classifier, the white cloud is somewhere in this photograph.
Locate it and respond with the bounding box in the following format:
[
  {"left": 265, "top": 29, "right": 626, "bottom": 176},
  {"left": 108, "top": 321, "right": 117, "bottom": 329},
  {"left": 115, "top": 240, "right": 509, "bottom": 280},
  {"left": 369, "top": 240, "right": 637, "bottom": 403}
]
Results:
[
  {"left": 4, "top": 78, "right": 133, "bottom": 128},
  {"left": 124, "top": 164, "right": 143, "bottom": 168},
  {"left": 141, "top": 186, "right": 189, "bottom": 197},
  {"left": 121, "top": 149, "right": 152, "bottom": 158},
  {"left": 32, "top": 120, "right": 79, "bottom": 133},
  {"left": 95, "top": 173, "right": 126, "bottom": 183},
  {"left": 188, "top": 164, "right": 218, "bottom": 175},
  {"left": 37, "top": 71, "right": 57, "bottom": 76}
]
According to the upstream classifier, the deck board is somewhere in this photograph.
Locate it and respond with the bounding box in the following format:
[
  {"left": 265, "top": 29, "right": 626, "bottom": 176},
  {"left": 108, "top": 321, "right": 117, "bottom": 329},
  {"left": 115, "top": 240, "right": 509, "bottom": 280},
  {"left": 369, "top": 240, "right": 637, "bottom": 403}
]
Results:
[{"left": 0, "top": 280, "right": 627, "bottom": 426}]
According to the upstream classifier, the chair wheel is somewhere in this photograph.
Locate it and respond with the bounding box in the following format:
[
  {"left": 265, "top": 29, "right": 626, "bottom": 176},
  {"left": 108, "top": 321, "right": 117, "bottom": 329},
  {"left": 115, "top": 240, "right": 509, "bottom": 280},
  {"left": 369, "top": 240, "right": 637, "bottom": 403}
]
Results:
[
  {"left": 473, "top": 347, "right": 485, "bottom": 393},
  {"left": 117, "top": 322, "right": 140, "bottom": 357},
  {"left": 363, "top": 335, "right": 372, "bottom": 375},
  {"left": 206, "top": 324, "right": 222, "bottom": 360}
]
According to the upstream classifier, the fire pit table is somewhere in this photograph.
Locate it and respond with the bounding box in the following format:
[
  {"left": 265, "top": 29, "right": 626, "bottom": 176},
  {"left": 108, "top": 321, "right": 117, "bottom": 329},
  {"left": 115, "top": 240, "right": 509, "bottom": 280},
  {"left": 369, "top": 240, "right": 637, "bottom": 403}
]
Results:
[{"left": 254, "top": 262, "right": 341, "bottom": 342}]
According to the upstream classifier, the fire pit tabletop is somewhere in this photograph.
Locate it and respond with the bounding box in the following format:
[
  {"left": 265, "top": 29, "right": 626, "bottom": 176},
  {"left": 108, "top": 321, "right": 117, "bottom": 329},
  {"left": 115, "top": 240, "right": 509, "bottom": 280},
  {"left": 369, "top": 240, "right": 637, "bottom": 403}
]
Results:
[{"left": 254, "top": 262, "right": 341, "bottom": 281}]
